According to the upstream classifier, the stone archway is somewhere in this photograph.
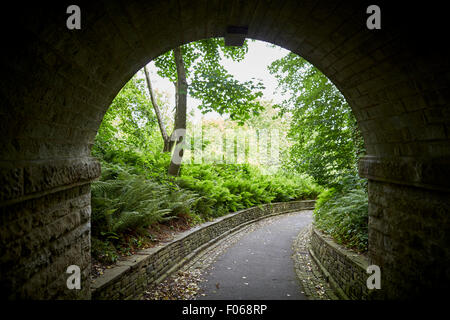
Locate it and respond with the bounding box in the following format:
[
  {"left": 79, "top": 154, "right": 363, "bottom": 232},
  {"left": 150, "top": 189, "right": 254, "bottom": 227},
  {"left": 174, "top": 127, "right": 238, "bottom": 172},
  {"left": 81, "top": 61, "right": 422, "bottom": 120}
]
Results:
[{"left": 0, "top": 0, "right": 448, "bottom": 299}]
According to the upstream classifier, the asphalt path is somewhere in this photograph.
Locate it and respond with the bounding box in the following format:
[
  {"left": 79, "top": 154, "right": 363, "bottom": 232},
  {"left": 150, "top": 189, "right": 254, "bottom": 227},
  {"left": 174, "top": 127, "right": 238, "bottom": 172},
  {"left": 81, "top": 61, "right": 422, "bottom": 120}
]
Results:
[{"left": 197, "top": 211, "right": 313, "bottom": 300}]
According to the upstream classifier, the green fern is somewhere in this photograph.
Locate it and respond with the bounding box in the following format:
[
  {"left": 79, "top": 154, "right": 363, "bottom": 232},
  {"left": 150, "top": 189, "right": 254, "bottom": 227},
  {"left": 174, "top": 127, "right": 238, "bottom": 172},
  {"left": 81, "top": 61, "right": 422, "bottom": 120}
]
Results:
[{"left": 314, "top": 186, "right": 368, "bottom": 252}]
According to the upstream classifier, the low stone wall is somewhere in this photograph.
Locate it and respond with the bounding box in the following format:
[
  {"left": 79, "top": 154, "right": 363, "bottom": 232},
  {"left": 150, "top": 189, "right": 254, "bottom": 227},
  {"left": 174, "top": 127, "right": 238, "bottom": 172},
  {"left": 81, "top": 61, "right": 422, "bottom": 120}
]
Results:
[
  {"left": 309, "top": 227, "right": 370, "bottom": 300},
  {"left": 92, "top": 200, "right": 315, "bottom": 300}
]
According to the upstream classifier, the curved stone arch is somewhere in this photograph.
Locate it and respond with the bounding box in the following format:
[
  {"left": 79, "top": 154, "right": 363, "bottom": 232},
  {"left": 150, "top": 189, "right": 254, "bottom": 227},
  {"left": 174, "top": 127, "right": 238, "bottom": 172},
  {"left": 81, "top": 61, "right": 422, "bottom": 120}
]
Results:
[{"left": 0, "top": 1, "right": 448, "bottom": 299}]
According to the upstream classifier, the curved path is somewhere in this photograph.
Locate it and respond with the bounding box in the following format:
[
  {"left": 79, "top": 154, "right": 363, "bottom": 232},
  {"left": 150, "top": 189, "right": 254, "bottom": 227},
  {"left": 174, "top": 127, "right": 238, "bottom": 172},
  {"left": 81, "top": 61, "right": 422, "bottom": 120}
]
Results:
[{"left": 197, "top": 211, "right": 312, "bottom": 300}]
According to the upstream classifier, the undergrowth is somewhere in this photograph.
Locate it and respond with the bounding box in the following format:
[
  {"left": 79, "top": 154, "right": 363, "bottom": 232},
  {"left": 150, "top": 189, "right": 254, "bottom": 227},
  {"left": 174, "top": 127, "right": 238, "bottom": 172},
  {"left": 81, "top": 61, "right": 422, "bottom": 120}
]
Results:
[
  {"left": 91, "top": 160, "right": 322, "bottom": 263},
  {"left": 313, "top": 175, "right": 368, "bottom": 252}
]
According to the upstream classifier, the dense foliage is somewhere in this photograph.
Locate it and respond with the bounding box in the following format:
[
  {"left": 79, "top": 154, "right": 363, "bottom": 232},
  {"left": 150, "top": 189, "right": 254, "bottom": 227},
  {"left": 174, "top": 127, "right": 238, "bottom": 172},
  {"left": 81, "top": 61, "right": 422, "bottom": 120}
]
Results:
[
  {"left": 91, "top": 69, "right": 322, "bottom": 263},
  {"left": 91, "top": 160, "right": 321, "bottom": 263},
  {"left": 91, "top": 41, "right": 370, "bottom": 262},
  {"left": 313, "top": 176, "right": 368, "bottom": 252},
  {"left": 269, "top": 53, "right": 368, "bottom": 252},
  {"left": 269, "top": 53, "right": 365, "bottom": 187},
  {"left": 93, "top": 77, "right": 159, "bottom": 158},
  {"left": 146, "top": 38, "right": 267, "bottom": 176},
  {"left": 154, "top": 38, "right": 265, "bottom": 124}
]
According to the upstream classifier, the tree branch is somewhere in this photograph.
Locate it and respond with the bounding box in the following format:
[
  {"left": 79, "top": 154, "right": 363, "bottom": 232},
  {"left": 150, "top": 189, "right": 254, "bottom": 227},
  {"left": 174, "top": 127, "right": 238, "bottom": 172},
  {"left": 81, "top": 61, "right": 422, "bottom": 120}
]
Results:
[{"left": 143, "top": 65, "right": 171, "bottom": 148}]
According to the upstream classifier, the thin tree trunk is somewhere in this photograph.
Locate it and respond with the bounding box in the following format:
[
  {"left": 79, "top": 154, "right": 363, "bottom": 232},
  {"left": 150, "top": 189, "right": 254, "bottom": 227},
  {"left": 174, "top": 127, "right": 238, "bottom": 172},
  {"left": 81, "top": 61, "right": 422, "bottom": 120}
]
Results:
[
  {"left": 168, "top": 46, "right": 188, "bottom": 176},
  {"left": 143, "top": 65, "right": 173, "bottom": 152}
]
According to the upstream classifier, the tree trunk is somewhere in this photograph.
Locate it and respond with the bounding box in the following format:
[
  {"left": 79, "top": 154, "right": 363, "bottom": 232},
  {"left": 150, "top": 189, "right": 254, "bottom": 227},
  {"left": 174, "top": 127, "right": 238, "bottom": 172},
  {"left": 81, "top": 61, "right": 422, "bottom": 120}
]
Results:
[
  {"left": 168, "top": 46, "right": 188, "bottom": 176},
  {"left": 143, "top": 65, "right": 174, "bottom": 152}
]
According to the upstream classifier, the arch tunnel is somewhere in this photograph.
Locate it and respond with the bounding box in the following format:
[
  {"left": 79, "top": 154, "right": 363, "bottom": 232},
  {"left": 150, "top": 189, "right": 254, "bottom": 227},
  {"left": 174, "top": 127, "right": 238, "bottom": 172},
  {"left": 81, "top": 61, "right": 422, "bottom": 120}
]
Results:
[{"left": 0, "top": 0, "right": 449, "bottom": 299}]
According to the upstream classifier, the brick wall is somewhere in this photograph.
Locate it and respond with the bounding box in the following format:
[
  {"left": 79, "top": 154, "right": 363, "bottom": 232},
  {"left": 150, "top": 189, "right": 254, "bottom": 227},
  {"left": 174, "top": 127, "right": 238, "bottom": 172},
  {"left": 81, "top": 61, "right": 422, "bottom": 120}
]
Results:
[
  {"left": 367, "top": 180, "right": 450, "bottom": 299},
  {"left": 0, "top": 184, "right": 92, "bottom": 299},
  {"left": 309, "top": 227, "right": 370, "bottom": 300}
]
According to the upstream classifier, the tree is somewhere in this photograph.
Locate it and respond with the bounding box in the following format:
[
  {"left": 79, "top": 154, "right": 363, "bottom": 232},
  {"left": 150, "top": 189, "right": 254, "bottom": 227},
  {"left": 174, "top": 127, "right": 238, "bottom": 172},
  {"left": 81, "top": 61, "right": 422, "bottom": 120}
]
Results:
[
  {"left": 93, "top": 76, "right": 158, "bottom": 160},
  {"left": 268, "top": 53, "right": 365, "bottom": 186},
  {"left": 143, "top": 66, "right": 172, "bottom": 152},
  {"left": 144, "top": 38, "right": 265, "bottom": 176}
]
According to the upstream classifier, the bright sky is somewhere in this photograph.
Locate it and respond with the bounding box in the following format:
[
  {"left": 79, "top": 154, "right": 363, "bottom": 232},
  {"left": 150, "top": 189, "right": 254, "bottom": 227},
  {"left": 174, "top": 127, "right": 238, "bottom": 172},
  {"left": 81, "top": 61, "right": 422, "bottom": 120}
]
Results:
[{"left": 144, "top": 39, "right": 290, "bottom": 122}]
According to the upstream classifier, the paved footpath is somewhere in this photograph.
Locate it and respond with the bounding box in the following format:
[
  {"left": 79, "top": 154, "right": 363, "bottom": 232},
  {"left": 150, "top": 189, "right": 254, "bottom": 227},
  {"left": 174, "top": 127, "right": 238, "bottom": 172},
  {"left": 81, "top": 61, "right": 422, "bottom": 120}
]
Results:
[
  {"left": 197, "top": 211, "right": 312, "bottom": 300},
  {"left": 143, "top": 210, "right": 337, "bottom": 300}
]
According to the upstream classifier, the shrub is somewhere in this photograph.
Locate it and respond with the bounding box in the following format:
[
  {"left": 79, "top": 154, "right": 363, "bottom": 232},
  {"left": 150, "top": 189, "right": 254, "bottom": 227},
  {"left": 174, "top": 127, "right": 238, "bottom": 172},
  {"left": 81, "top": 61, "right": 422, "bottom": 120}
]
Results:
[
  {"left": 91, "top": 162, "right": 203, "bottom": 262},
  {"left": 177, "top": 163, "right": 322, "bottom": 217},
  {"left": 91, "top": 161, "right": 323, "bottom": 263},
  {"left": 313, "top": 176, "right": 368, "bottom": 252}
]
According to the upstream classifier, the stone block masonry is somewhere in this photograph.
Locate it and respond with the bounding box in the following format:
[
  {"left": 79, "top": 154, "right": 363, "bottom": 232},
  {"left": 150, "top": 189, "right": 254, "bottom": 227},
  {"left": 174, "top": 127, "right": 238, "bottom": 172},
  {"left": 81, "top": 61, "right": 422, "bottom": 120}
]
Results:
[
  {"left": 91, "top": 200, "right": 315, "bottom": 300},
  {"left": 309, "top": 227, "right": 370, "bottom": 300},
  {"left": 0, "top": 184, "right": 92, "bottom": 299}
]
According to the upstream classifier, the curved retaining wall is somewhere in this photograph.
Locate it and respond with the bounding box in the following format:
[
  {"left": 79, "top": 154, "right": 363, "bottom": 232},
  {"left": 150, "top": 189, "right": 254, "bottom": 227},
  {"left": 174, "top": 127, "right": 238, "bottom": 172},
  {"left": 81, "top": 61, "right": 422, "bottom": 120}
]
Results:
[
  {"left": 92, "top": 200, "right": 315, "bottom": 300},
  {"left": 309, "top": 227, "right": 371, "bottom": 300}
]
